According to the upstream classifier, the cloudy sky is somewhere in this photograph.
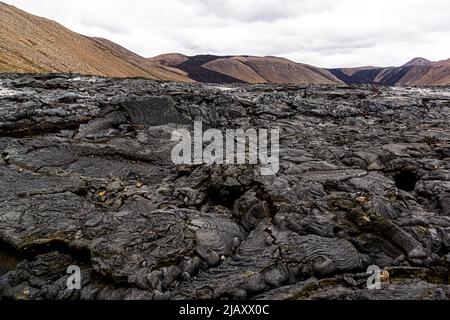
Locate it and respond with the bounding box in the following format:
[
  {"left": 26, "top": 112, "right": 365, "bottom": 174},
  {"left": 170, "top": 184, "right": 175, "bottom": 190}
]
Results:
[{"left": 5, "top": 0, "right": 450, "bottom": 68}]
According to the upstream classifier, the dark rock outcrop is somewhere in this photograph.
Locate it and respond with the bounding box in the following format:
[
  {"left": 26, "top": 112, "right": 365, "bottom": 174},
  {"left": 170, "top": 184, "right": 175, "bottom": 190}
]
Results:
[{"left": 0, "top": 74, "right": 449, "bottom": 300}]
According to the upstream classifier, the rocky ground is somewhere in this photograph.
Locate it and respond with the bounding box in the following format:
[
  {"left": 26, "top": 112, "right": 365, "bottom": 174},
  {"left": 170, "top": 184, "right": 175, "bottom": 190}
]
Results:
[{"left": 0, "top": 73, "right": 449, "bottom": 300}]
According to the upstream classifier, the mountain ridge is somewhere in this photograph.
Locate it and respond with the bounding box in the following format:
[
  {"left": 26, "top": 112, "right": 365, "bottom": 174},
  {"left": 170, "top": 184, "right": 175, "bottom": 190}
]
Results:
[
  {"left": 0, "top": 2, "right": 192, "bottom": 82},
  {"left": 149, "top": 54, "right": 343, "bottom": 85},
  {"left": 151, "top": 53, "right": 450, "bottom": 86},
  {"left": 1, "top": 2, "right": 449, "bottom": 86},
  {"left": 328, "top": 58, "right": 450, "bottom": 86},
  {"left": 402, "top": 57, "right": 432, "bottom": 67}
]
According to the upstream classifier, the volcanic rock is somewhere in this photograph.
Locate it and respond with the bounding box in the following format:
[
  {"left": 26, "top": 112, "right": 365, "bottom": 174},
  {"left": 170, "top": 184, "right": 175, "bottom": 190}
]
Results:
[{"left": 0, "top": 74, "right": 449, "bottom": 300}]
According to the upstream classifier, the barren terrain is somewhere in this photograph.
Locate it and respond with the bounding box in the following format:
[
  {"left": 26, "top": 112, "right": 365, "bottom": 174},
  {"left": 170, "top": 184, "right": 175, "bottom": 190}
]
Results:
[{"left": 0, "top": 74, "right": 449, "bottom": 300}]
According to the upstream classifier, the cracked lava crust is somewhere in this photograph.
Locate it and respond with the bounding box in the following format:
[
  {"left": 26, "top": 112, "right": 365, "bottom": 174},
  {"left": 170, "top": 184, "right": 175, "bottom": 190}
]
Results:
[{"left": 0, "top": 74, "right": 450, "bottom": 300}]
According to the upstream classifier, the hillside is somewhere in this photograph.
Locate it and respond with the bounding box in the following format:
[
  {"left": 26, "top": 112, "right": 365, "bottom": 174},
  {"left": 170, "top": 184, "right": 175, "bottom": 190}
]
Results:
[
  {"left": 150, "top": 54, "right": 343, "bottom": 84},
  {"left": 397, "top": 59, "right": 450, "bottom": 86},
  {"left": 0, "top": 2, "right": 191, "bottom": 81},
  {"left": 151, "top": 53, "right": 189, "bottom": 67},
  {"left": 2, "top": 1, "right": 448, "bottom": 86},
  {"left": 329, "top": 58, "right": 450, "bottom": 86}
]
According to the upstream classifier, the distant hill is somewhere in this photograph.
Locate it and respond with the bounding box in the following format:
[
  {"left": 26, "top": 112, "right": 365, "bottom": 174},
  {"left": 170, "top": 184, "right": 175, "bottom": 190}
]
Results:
[
  {"left": 397, "top": 58, "right": 450, "bottom": 86},
  {"left": 2, "top": 2, "right": 449, "bottom": 86},
  {"left": 151, "top": 53, "right": 189, "bottom": 67},
  {"left": 0, "top": 2, "right": 191, "bottom": 81},
  {"left": 150, "top": 54, "right": 343, "bottom": 84},
  {"left": 402, "top": 57, "right": 432, "bottom": 67},
  {"left": 329, "top": 57, "right": 450, "bottom": 86}
]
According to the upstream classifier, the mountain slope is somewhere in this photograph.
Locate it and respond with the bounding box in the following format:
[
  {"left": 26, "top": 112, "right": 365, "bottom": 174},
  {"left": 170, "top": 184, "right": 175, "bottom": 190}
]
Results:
[
  {"left": 329, "top": 66, "right": 414, "bottom": 86},
  {"left": 3, "top": 2, "right": 448, "bottom": 86},
  {"left": 202, "top": 57, "right": 268, "bottom": 83},
  {"left": 329, "top": 58, "right": 450, "bottom": 86},
  {"left": 397, "top": 59, "right": 450, "bottom": 86},
  {"left": 402, "top": 57, "right": 432, "bottom": 67},
  {"left": 151, "top": 53, "right": 189, "bottom": 67},
  {"left": 151, "top": 54, "right": 343, "bottom": 84},
  {"left": 231, "top": 56, "right": 342, "bottom": 84},
  {"left": 165, "top": 55, "right": 247, "bottom": 83},
  {"left": 0, "top": 2, "right": 191, "bottom": 81}
]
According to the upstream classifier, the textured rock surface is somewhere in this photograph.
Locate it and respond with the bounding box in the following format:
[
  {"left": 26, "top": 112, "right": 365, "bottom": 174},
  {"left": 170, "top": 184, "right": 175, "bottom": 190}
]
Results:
[{"left": 0, "top": 74, "right": 449, "bottom": 300}]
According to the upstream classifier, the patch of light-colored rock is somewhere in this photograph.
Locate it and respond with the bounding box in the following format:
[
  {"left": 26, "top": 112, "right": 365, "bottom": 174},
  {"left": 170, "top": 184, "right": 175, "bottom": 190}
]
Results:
[{"left": 0, "top": 86, "right": 20, "bottom": 97}]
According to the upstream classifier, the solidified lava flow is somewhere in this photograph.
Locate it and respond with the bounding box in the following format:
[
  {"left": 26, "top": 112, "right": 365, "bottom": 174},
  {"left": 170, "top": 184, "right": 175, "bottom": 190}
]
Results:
[{"left": 0, "top": 74, "right": 450, "bottom": 300}]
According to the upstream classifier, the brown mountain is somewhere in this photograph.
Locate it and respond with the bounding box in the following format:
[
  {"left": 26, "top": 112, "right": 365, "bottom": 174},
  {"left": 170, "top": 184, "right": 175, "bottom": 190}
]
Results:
[
  {"left": 3, "top": 2, "right": 449, "bottom": 86},
  {"left": 402, "top": 57, "right": 432, "bottom": 67},
  {"left": 150, "top": 54, "right": 343, "bottom": 84},
  {"left": 397, "top": 59, "right": 450, "bottom": 86},
  {"left": 151, "top": 53, "right": 189, "bottom": 67},
  {"left": 329, "top": 57, "right": 450, "bottom": 86},
  {"left": 203, "top": 57, "right": 268, "bottom": 83},
  {"left": 0, "top": 2, "right": 191, "bottom": 81}
]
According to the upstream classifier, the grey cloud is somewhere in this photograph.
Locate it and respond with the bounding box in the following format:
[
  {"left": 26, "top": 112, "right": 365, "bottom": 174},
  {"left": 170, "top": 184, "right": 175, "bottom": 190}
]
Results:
[
  {"left": 195, "top": 0, "right": 336, "bottom": 23},
  {"left": 80, "top": 16, "right": 130, "bottom": 35}
]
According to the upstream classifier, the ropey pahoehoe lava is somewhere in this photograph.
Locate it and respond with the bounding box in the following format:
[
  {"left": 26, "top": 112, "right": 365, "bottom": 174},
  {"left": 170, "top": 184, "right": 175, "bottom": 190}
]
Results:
[{"left": 0, "top": 73, "right": 449, "bottom": 300}]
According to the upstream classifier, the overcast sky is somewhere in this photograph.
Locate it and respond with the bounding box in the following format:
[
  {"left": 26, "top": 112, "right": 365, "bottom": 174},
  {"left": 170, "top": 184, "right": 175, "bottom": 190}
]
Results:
[{"left": 5, "top": 0, "right": 450, "bottom": 68}]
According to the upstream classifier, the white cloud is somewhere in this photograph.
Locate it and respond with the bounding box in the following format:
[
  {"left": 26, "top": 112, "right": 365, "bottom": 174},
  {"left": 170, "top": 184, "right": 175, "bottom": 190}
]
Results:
[{"left": 4, "top": 0, "right": 450, "bottom": 67}]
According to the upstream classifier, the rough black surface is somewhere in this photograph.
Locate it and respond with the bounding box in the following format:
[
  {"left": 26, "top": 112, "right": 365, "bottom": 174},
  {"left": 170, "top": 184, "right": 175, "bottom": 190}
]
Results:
[{"left": 0, "top": 74, "right": 450, "bottom": 300}]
